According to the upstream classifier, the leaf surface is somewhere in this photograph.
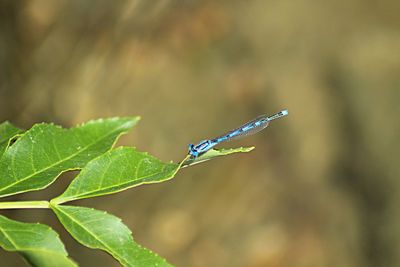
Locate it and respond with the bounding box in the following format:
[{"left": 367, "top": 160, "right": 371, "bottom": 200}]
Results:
[
  {"left": 53, "top": 147, "right": 179, "bottom": 203},
  {"left": 182, "top": 147, "right": 255, "bottom": 168},
  {"left": 51, "top": 205, "right": 172, "bottom": 267},
  {"left": 0, "top": 121, "right": 22, "bottom": 157},
  {"left": 0, "top": 215, "right": 77, "bottom": 267},
  {"left": 0, "top": 117, "right": 139, "bottom": 198}
]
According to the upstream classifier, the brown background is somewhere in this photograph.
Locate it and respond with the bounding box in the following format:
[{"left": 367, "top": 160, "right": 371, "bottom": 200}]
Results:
[{"left": 1, "top": 1, "right": 399, "bottom": 266}]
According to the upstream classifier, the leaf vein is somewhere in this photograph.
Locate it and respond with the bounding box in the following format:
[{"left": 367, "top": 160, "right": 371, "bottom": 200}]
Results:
[
  {"left": 54, "top": 207, "right": 121, "bottom": 260},
  {"left": 64, "top": 165, "right": 176, "bottom": 200},
  {"left": 0, "top": 124, "right": 127, "bottom": 193}
]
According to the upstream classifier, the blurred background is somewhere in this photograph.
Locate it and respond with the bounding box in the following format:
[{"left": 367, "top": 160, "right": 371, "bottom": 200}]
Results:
[{"left": 0, "top": 0, "right": 399, "bottom": 266}]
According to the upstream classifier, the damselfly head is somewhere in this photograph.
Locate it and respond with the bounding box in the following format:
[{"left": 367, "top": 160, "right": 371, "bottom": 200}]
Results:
[{"left": 188, "top": 143, "right": 199, "bottom": 158}]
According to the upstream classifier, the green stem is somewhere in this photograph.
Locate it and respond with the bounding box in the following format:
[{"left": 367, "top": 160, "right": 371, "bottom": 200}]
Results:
[{"left": 0, "top": 201, "right": 50, "bottom": 209}]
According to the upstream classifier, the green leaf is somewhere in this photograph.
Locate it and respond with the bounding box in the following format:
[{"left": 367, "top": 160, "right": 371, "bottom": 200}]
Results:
[
  {"left": 52, "top": 147, "right": 179, "bottom": 204},
  {"left": 0, "top": 121, "right": 23, "bottom": 157},
  {"left": 181, "top": 147, "right": 255, "bottom": 168},
  {"left": 51, "top": 205, "right": 172, "bottom": 267},
  {"left": 0, "top": 117, "right": 139, "bottom": 198},
  {"left": 0, "top": 215, "right": 77, "bottom": 267}
]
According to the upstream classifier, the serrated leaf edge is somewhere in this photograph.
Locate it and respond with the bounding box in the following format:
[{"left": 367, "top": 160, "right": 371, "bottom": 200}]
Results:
[
  {"left": 0, "top": 117, "right": 139, "bottom": 198},
  {"left": 52, "top": 147, "right": 182, "bottom": 204}
]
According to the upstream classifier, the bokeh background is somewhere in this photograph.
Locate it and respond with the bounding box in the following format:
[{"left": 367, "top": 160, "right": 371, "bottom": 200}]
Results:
[{"left": 1, "top": 1, "right": 399, "bottom": 266}]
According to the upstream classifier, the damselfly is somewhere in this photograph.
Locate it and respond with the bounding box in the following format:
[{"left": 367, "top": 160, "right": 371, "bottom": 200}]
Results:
[{"left": 188, "top": 109, "right": 288, "bottom": 158}]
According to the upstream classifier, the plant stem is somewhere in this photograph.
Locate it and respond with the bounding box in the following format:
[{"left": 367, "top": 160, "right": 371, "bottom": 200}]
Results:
[{"left": 0, "top": 201, "right": 50, "bottom": 209}]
